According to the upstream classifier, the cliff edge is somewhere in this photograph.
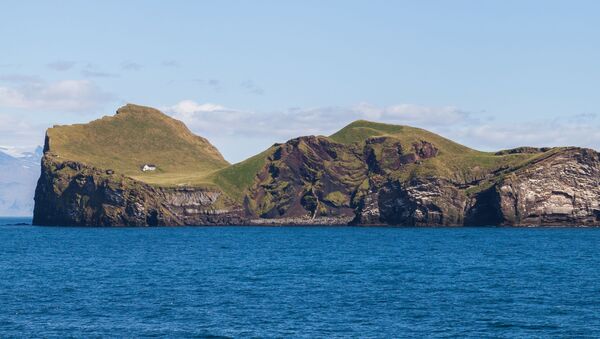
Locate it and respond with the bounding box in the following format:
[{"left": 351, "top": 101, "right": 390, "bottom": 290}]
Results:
[{"left": 33, "top": 104, "right": 600, "bottom": 226}]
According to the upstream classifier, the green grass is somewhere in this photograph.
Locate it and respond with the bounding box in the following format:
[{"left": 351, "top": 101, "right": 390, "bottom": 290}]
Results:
[
  {"left": 330, "top": 120, "right": 473, "bottom": 153},
  {"left": 211, "top": 120, "right": 539, "bottom": 202},
  {"left": 329, "top": 119, "right": 543, "bottom": 183},
  {"left": 46, "top": 104, "right": 229, "bottom": 186},
  {"left": 324, "top": 191, "right": 350, "bottom": 207},
  {"left": 209, "top": 147, "right": 276, "bottom": 201},
  {"left": 47, "top": 108, "right": 555, "bottom": 203}
]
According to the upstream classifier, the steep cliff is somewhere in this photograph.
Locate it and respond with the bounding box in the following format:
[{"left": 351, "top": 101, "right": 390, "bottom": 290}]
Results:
[
  {"left": 486, "top": 148, "right": 600, "bottom": 226},
  {"left": 33, "top": 104, "right": 600, "bottom": 226},
  {"left": 33, "top": 104, "right": 242, "bottom": 226}
]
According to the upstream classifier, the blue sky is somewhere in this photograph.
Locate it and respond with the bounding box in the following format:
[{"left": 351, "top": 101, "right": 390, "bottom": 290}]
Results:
[{"left": 1, "top": 1, "right": 599, "bottom": 162}]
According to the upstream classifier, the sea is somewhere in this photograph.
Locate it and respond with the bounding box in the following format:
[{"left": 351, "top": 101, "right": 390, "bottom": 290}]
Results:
[{"left": 2, "top": 217, "right": 600, "bottom": 337}]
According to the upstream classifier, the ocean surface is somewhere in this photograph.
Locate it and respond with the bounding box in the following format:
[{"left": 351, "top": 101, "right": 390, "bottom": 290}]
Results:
[{"left": 2, "top": 218, "right": 600, "bottom": 337}]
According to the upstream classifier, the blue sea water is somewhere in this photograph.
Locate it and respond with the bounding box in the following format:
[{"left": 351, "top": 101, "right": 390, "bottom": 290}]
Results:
[{"left": 2, "top": 219, "right": 600, "bottom": 337}]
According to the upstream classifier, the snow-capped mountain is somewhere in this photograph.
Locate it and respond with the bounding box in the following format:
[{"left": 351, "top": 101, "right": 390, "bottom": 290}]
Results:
[{"left": 0, "top": 146, "right": 43, "bottom": 216}]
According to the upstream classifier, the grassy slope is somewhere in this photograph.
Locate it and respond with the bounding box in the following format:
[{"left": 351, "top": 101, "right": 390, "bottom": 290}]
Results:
[
  {"left": 329, "top": 120, "right": 542, "bottom": 185},
  {"left": 209, "top": 147, "right": 276, "bottom": 201},
  {"left": 190, "top": 120, "right": 549, "bottom": 202},
  {"left": 46, "top": 104, "right": 229, "bottom": 186},
  {"left": 47, "top": 109, "right": 551, "bottom": 201}
]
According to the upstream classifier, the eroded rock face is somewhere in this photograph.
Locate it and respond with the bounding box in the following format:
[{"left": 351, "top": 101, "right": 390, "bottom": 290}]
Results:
[
  {"left": 364, "top": 137, "right": 439, "bottom": 173},
  {"left": 34, "top": 138, "right": 600, "bottom": 226},
  {"left": 247, "top": 136, "right": 365, "bottom": 222},
  {"left": 351, "top": 147, "right": 600, "bottom": 227},
  {"left": 352, "top": 178, "right": 465, "bottom": 226},
  {"left": 246, "top": 136, "right": 465, "bottom": 226},
  {"left": 493, "top": 148, "right": 600, "bottom": 226},
  {"left": 242, "top": 138, "right": 600, "bottom": 226},
  {"left": 33, "top": 156, "right": 244, "bottom": 226},
  {"left": 377, "top": 179, "right": 465, "bottom": 226}
]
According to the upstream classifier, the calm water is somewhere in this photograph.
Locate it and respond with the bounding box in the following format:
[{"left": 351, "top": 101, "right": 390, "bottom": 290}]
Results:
[{"left": 1, "top": 219, "right": 600, "bottom": 337}]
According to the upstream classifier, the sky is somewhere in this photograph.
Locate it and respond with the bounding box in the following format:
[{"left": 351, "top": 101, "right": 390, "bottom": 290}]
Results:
[{"left": 1, "top": 0, "right": 600, "bottom": 163}]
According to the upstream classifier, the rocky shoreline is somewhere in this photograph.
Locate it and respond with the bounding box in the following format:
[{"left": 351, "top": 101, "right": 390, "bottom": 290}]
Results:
[
  {"left": 33, "top": 146, "right": 600, "bottom": 227},
  {"left": 33, "top": 105, "right": 600, "bottom": 227}
]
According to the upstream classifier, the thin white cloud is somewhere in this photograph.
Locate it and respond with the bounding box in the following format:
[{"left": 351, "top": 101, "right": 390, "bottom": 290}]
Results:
[
  {"left": 165, "top": 99, "right": 600, "bottom": 162},
  {"left": 0, "top": 113, "right": 46, "bottom": 151},
  {"left": 0, "top": 74, "right": 43, "bottom": 83},
  {"left": 359, "top": 103, "right": 473, "bottom": 125},
  {"left": 451, "top": 119, "right": 600, "bottom": 151},
  {"left": 165, "top": 100, "right": 471, "bottom": 142},
  {"left": 0, "top": 145, "right": 39, "bottom": 157},
  {"left": 161, "top": 60, "right": 180, "bottom": 68},
  {"left": 81, "top": 64, "right": 118, "bottom": 78},
  {"left": 81, "top": 69, "right": 118, "bottom": 78},
  {"left": 121, "top": 61, "right": 142, "bottom": 71},
  {"left": 169, "top": 100, "right": 227, "bottom": 114},
  {"left": 47, "top": 60, "right": 77, "bottom": 71},
  {"left": 193, "top": 78, "right": 222, "bottom": 92},
  {"left": 0, "top": 79, "right": 113, "bottom": 112},
  {"left": 240, "top": 80, "right": 264, "bottom": 95}
]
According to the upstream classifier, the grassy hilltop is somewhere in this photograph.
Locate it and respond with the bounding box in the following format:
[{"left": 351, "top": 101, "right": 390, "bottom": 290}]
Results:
[
  {"left": 211, "top": 120, "right": 547, "bottom": 201},
  {"left": 330, "top": 120, "right": 550, "bottom": 184},
  {"left": 44, "top": 104, "right": 550, "bottom": 201},
  {"left": 37, "top": 103, "right": 599, "bottom": 228},
  {"left": 45, "top": 104, "right": 229, "bottom": 186}
]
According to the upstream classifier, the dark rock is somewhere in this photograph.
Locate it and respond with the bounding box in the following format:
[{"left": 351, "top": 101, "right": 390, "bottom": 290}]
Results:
[
  {"left": 33, "top": 127, "right": 600, "bottom": 227},
  {"left": 33, "top": 155, "right": 245, "bottom": 226}
]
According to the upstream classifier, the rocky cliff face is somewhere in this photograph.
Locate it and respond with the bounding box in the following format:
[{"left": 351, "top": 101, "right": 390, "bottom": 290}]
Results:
[
  {"left": 245, "top": 136, "right": 365, "bottom": 224},
  {"left": 354, "top": 178, "right": 467, "bottom": 226},
  {"left": 492, "top": 148, "right": 600, "bottom": 226},
  {"left": 34, "top": 137, "right": 600, "bottom": 227},
  {"left": 355, "top": 147, "right": 600, "bottom": 227},
  {"left": 33, "top": 155, "right": 244, "bottom": 226},
  {"left": 33, "top": 105, "right": 600, "bottom": 227}
]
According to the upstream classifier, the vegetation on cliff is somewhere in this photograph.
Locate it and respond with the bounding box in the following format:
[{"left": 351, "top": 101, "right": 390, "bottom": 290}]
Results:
[
  {"left": 43, "top": 105, "right": 545, "bottom": 201},
  {"left": 34, "top": 104, "right": 600, "bottom": 226},
  {"left": 45, "top": 104, "right": 229, "bottom": 186}
]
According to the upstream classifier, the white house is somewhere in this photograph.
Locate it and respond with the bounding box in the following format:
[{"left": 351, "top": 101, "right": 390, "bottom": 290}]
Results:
[{"left": 141, "top": 164, "right": 157, "bottom": 172}]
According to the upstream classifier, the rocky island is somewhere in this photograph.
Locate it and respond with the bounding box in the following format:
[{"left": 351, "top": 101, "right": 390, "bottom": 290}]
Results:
[{"left": 33, "top": 104, "right": 600, "bottom": 226}]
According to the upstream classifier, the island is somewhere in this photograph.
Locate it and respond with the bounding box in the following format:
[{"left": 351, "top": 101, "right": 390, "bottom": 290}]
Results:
[{"left": 33, "top": 104, "right": 600, "bottom": 226}]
